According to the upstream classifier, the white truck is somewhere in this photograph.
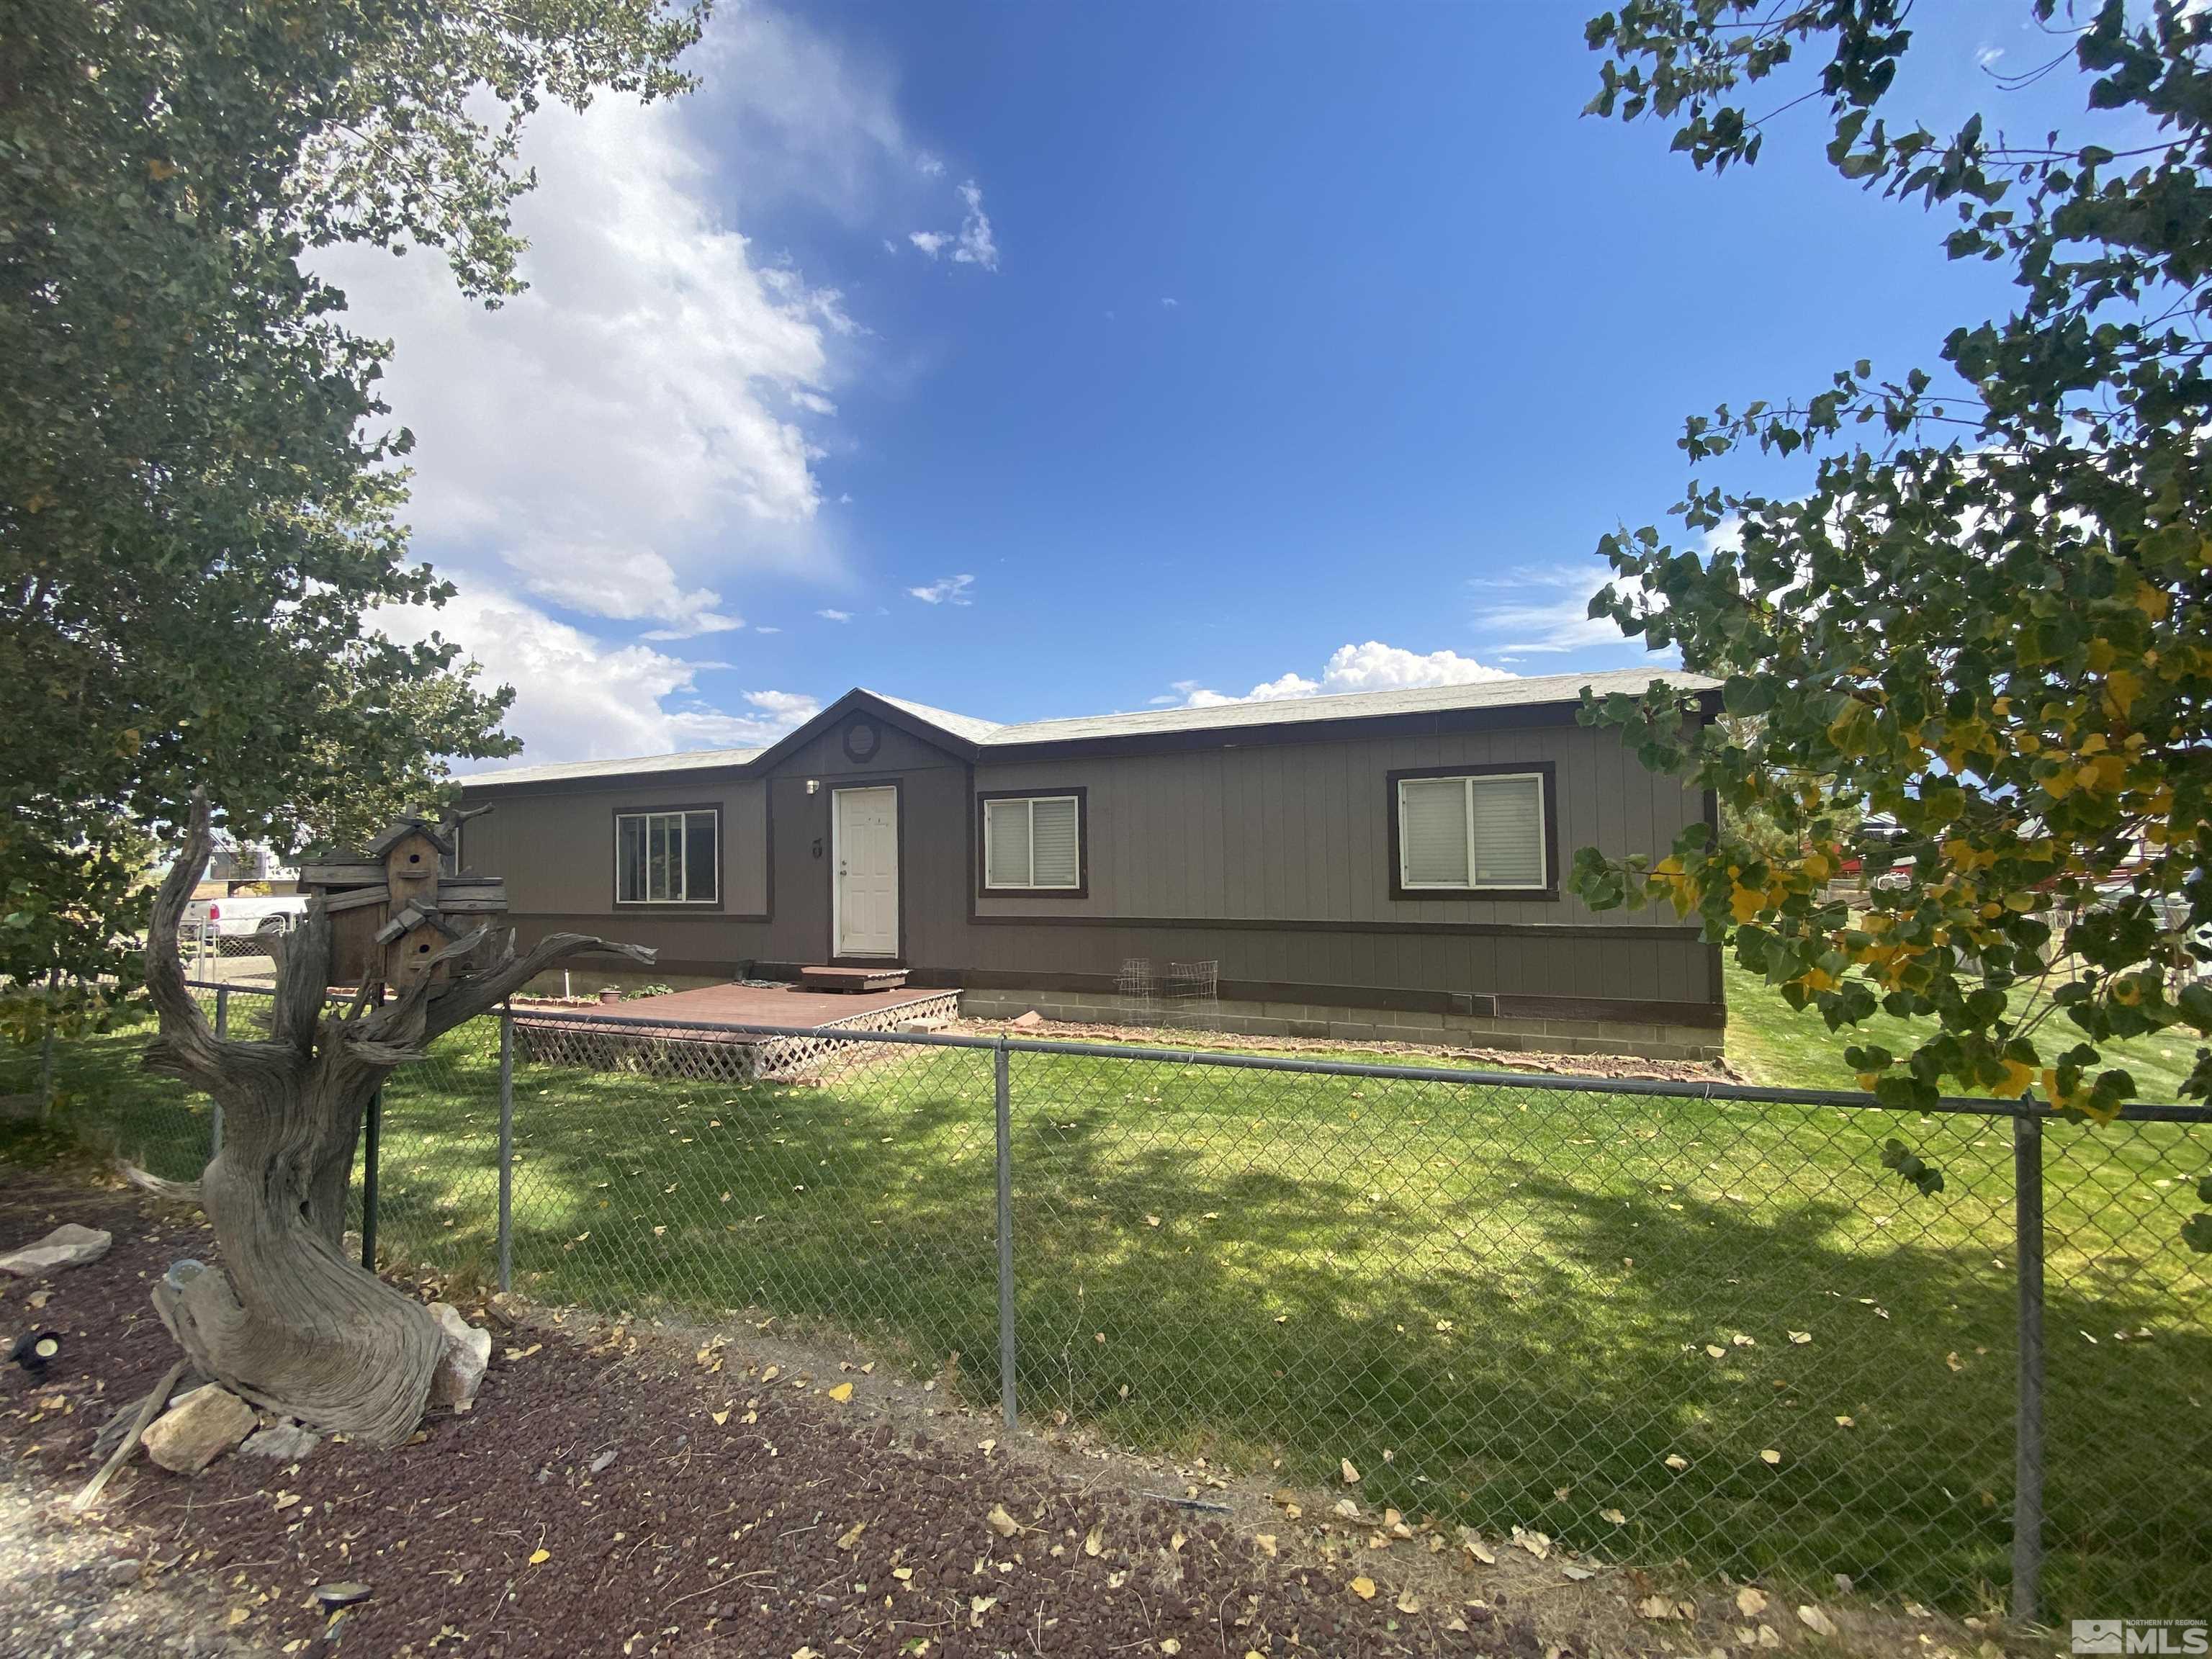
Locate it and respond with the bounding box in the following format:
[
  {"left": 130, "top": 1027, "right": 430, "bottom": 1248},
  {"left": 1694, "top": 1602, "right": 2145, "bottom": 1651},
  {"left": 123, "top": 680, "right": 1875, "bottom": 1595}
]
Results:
[{"left": 181, "top": 892, "right": 311, "bottom": 953}]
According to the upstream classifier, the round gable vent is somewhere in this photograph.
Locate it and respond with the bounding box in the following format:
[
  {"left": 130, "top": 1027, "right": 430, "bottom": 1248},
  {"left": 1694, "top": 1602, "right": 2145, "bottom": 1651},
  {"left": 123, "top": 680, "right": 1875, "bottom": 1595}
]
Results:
[{"left": 842, "top": 719, "right": 881, "bottom": 763}]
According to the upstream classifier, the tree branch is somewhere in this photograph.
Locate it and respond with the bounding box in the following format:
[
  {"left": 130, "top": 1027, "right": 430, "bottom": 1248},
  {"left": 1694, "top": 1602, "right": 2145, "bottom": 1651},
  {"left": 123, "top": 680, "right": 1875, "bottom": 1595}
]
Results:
[
  {"left": 422, "top": 930, "right": 655, "bottom": 1044},
  {"left": 142, "top": 791, "right": 221, "bottom": 1087}
]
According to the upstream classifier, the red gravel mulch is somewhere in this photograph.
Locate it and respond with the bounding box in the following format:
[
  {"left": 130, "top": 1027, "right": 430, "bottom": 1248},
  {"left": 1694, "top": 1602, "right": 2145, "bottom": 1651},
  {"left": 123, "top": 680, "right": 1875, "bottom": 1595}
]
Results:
[{"left": 1, "top": 1164, "right": 1568, "bottom": 1658}]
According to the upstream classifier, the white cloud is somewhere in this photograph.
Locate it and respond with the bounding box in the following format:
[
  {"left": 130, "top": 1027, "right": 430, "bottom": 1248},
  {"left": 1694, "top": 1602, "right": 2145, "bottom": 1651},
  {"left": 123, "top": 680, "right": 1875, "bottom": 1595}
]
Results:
[
  {"left": 817, "top": 608, "right": 853, "bottom": 622},
  {"left": 1161, "top": 641, "right": 1514, "bottom": 707},
  {"left": 907, "top": 179, "right": 998, "bottom": 270},
  {"left": 916, "top": 152, "right": 946, "bottom": 178},
  {"left": 1469, "top": 563, "right": 1658, "bottom": 657},
  {"left": 322, "top": 89, "right": 850, "bottom": 616},
  {"left": 1159, "top": 297, "right": 1179, "bottom": 308},
  {"left": 907, "top": 573, "right": 975, "bottom": 606},
  {"left": 501, "top": 542, "right": 742, "bottom": 639},
  {"left": 382, "top": 586, "right": 815, "bottom": 764}
]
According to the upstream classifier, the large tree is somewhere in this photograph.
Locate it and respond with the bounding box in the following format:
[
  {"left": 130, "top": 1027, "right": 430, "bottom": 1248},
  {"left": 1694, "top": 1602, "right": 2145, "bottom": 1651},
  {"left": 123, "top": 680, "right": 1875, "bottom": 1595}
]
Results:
[
  {"left": 1, "top": 0, "right": 705, "bottom": 995},
  {"left": 1573, "top": 2, "right": 2211, "bottom": 1206}
]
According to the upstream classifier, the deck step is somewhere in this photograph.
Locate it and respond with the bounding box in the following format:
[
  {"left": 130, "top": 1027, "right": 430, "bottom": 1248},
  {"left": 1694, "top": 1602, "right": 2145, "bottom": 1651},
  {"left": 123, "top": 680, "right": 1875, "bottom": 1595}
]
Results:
[{"left": 799, "top": 964, "right": 909, "bottom": 993}]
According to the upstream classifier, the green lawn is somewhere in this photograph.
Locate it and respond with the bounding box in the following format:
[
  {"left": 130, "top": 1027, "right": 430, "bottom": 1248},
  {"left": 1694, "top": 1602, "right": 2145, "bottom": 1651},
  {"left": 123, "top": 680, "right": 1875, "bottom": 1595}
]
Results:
[
  {"left": 1724, "top": 959, "right": 2206, "bottom": 1102},
  {"left": 7, "top": 992, "right": 2208, "bottom": 1622}
]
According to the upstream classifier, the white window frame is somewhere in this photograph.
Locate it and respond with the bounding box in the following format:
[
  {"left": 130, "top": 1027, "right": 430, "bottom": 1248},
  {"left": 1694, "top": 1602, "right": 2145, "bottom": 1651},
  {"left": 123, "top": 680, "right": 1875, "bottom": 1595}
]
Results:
[
  {"left": 1395, "top": 772, "right": 1549, "bottom": 892},
  {"left": 981, "top": 794, "right": 1083, "bottom": 892},
  {"left": 613, "top": 808, "right": 719, "bottom": 905}
]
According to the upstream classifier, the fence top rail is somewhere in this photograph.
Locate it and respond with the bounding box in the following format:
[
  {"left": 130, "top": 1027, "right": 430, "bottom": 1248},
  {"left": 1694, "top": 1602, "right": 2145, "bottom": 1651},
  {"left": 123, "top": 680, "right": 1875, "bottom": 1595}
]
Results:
[{"left": 179, "top": 978, "right": 2205, "bottom": 1125}]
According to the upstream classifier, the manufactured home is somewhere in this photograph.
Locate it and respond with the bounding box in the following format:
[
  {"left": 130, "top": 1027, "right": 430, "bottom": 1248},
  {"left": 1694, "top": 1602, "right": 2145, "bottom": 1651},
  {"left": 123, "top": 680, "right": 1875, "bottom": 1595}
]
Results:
[{"left": 455, "top": 669, "right": 1724, "bottom": 1060}]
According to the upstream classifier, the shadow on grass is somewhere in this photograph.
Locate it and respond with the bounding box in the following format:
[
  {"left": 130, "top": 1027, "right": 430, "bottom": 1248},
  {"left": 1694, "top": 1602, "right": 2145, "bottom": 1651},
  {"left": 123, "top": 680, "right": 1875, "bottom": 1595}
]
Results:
[{"left": 15, "top": 1009, "right": 2208, "bottom": 1619}]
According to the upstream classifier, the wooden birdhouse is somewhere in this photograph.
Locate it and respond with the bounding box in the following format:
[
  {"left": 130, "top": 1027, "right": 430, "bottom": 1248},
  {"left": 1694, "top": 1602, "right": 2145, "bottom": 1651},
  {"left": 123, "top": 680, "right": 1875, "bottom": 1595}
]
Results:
[{"left": 300, "top": 807, "right": 509, "bottom": 992}]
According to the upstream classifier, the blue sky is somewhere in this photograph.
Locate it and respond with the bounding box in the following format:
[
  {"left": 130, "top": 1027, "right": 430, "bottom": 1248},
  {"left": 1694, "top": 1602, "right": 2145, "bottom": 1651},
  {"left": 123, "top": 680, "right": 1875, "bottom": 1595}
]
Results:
[{"left": 334, "top": 2, "right": 2089, "bottom": 764}]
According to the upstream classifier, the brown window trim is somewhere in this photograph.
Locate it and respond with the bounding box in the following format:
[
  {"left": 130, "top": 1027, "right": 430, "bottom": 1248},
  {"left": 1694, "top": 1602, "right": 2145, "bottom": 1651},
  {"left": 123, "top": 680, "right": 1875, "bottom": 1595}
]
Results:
[
  {"left": 1385, "top": 762, "right": 1560, "bottom": 902},
  {"left": 611, "top": 802, "right": 725, "bottom": 912},
  {"left": 975, "top": 787, "right": 1089, "bottom": 899}
]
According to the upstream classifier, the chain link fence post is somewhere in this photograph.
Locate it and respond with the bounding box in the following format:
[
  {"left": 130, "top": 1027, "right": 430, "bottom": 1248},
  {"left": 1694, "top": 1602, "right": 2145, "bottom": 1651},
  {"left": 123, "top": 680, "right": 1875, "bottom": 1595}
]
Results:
[
  {"left": 498, "top": 1002, "right": 515, "bottom": 1294},
  {"left": 360, "top": 1087, "right": 382, "bottom": 1273},
  {"left": 2012, "top": 1105, "right": 2046, "bottom": 1626},
  {"left": 210, "top": 985, "right": 228, "bottom": 1159},
  {"left": 37, "top": 966, "right": 60, "bottom": 1123},
  {"left": 994, "top": 1038, "right": 1017, "bottom": 1431}
]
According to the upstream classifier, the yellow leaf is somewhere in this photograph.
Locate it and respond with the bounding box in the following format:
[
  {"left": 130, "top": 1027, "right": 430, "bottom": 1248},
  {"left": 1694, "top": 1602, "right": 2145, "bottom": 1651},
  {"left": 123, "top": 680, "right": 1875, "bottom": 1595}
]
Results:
[
  {"left": 1601, "top": 1508, "right": 1627, "bottom": 1525},
  {"left": 529, "top": 1548, "right": 549, "bottom": 1565},
  {"left": 836, "top": 1520, "right": 866, "bottom": 1550},
  {"left": 1664, "top": 1454, "right": 1689, "bottom": 1472},
  {"left": 826, "top": 1382, "right": 853, "bottom": 1403},
  {"left": 1993, "top": 1059, "right": 2034, "bottom": 1100},
  {"left": 1254, "top": 1532, "right": 1276, "bottom": 1557},
  {"left": 1737, "top": 1586, "right": 1769, "bottom": 1618},
  {"left": 1760, "top": 1449, "right": 1782, "bottom": 1465},
  {"left": 1349, "top": 1575, "right": 1377, "bottom": 1600},
  {"left": 1084, "top": 1524, "right": 1105, "bottom": 1557},
  {"left": 986, "top": 1503, "right": 1020, "bottom": 1538},
  {"left": 711, "top": 1408, "right": 729, "bottom": 1425},
  {"left": 1340, "top": 1457, "right": 1360, "bottom": 1484}
]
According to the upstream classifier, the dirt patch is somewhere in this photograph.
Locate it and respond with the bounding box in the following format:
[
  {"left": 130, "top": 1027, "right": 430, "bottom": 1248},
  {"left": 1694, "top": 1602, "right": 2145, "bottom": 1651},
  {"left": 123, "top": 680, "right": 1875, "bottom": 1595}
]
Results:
[
  {"left": 1, "top": 1164, "right": 2011, "bottom": 1658},
  {"left": 950, "top": 1014, "right": 1745, "bottom": 1085}
]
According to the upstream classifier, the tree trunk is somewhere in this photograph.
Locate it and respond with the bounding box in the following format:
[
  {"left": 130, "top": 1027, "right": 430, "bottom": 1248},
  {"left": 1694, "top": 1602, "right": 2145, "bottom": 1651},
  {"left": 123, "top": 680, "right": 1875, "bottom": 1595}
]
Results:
[{"left": 140, "top": 792, "right": 653, "bottom": 1448}]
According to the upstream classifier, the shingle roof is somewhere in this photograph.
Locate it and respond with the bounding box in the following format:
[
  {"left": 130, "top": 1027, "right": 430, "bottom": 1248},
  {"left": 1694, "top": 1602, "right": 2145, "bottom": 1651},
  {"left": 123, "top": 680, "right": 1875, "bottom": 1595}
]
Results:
[
  {"left": 979, "top": 667, "right": 1713, "bottom": 745},
  {"left": 458, "top": 667, "right": 1713, "bottom": 787},
  {"left": 460, "top": 745, "right": 764, "bottom": 788}
]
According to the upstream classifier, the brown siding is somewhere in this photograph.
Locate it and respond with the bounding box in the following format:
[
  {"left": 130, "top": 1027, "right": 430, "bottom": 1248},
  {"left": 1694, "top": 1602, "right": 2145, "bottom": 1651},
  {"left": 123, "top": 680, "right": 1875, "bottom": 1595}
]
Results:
[
  {"left": 970, "top": 721, "right": 1697, "bottom": 927},
  {"left": 462, "top": 705, "right": 1719, "bottom": 1015}
]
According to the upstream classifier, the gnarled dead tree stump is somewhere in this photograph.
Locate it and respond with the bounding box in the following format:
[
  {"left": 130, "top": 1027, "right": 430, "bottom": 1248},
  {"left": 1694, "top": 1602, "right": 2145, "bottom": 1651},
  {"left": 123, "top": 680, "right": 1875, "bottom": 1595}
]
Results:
[{"left": 143, "top": 793, "right": 652, "bottom": 1447}]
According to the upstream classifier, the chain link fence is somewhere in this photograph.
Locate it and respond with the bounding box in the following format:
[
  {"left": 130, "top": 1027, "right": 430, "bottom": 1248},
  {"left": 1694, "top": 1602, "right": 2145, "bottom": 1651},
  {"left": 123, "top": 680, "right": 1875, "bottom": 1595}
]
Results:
[{"left": 8, "top": 981, "right": 2208, "bottom": 1624}]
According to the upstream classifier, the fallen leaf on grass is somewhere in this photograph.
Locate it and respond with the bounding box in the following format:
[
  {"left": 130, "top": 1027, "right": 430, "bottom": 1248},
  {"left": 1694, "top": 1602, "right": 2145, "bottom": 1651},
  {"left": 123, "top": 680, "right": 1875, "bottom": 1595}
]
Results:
[
  {"left": 528, "top": 1549, "right": 549, "bottom": 1565},
  {"left": 794, "top": 1647, "right": 822, "bottom": 1659},
  {"left": 711, "top": 1409, "right": 729, "bottom": 1426},
  {"left": 1637, "top": 1594, "right": 1681, "bottom": 1621},
  {"left": 1084, "top": 1525, "right": 1105, "bottom": 1557},
  {"left": 1704, "top": 1344, "right": 1727, "bottom": 1359},
  {"left": 825, "top": 1382, "right": 853, "bottom": 1403},
  {"left": 986, "top": 1504, "right": 1020, "bottom": 1538},
  {"left": 1759, "top": 1449, "right": 1782, "bottom": 1466},
  {"left": 1511, "top": 1527, "right": 1550, "bottom": 1560},
  {"left": 274, "top": 1491, "right": 300, "bottom": 1510},
  {"left": 1144, "top": 1215, "right": 1161, "bottom": 1228},
  {"left": 1600, "top": 1508, "right": 1627, "bottom": 1526},
  {"left": 1664, "top": 1455, "right": 1690, "bottom": 1472},
  {"left": 1789, "top": 1330, "right": 1813, "bottom": 1344},
  {"left": 836, "top": 1521, "right": 866, "bottom": 1550},
  {"left": 1340, "top": 1457, "right": 1360, "bottom": 1483},
  {"left": 1835, "top": 1415, "right": 1856, "bottom": 1428},
  {"left": 1736, "top": 1587, "right": 1769, "bottom": 1617},
  {"left": 1254, "top": 1534, "right": 1276, "bottom": 1558},
  {"left": 1348, "top": 1575, "right": 1376, "bottom": 1600},
  {"left": 1395, "top": 1588, "right": 1423, "bottom": 1613},
  {"left": 1797, "top": 1604, "right": 1840, "bottom": 1637},
  {"left": 1562, "top": 1565, "right": 1595, "bottom": 1581}
]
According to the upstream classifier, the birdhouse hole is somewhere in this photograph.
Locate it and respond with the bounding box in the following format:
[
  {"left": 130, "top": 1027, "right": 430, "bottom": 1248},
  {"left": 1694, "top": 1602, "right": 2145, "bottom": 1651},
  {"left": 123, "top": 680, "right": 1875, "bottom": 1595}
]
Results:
[
  {"left": 417, "top": 941, "right": 431, "bottom": 954},
  {"left": 407, "top": 850, "right": 423, "bottom": 865}
]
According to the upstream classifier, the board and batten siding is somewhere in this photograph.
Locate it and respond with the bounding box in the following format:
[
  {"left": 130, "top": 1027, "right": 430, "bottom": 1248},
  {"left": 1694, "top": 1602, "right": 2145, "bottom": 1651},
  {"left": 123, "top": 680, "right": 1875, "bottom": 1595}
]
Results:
[
  {"left": 458, "top": 775, "right": 772, "bottom": 969},
  {"left": 971, "top": 722, "right": 1697, "bottom": 929}
]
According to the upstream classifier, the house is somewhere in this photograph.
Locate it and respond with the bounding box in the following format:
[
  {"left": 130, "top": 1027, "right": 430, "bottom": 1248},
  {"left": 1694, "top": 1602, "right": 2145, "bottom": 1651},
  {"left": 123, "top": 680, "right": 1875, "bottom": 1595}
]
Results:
[{"left": 454, "top": 669, "right": 1724, "bottom": 1061}]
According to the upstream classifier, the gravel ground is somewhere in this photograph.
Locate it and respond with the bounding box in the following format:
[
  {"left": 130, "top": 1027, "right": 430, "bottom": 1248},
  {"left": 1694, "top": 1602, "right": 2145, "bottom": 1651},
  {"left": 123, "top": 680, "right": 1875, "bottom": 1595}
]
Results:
[{"left": 0, "top": 1163, "right": 1983, "bottom": 1659}]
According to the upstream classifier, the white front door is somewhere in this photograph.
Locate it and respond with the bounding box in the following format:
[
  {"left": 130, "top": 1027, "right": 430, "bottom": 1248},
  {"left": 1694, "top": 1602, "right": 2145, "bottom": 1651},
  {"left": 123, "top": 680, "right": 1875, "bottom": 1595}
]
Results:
[{"left": 832, "top": 786, "right": 899, "bottom": 957}]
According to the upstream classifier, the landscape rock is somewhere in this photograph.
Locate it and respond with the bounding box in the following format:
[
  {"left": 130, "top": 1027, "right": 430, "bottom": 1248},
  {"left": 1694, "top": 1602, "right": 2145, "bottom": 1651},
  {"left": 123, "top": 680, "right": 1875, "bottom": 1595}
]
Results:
[
  {"left": 141, "top": 1384, "right": 256, "bottom": 1474},
  {"left": 1010, "top": 1010, "right": 1044, "bottom": 1028},
  {"left": 103, "top": 1558, "right": 142, "bottom": 1586},
  {"left": 0, "top": 1223, "right": 112, "bottom": 1277},
  {"left": 239, "top": 1421, "right": 320, "bottom": 1461},
  {"left": 313, "top": 1582, "right": 372, "bottom": 1609},
  {"left": 427, "top": 1301, "right": 492, "bottom": 1410}
]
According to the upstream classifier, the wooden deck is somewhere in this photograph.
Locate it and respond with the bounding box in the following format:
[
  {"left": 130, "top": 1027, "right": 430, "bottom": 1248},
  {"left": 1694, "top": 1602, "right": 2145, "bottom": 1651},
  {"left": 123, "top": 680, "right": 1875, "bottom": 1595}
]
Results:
[{"left": 590, "top": 979, "right": 948, "bottom": 1029}]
